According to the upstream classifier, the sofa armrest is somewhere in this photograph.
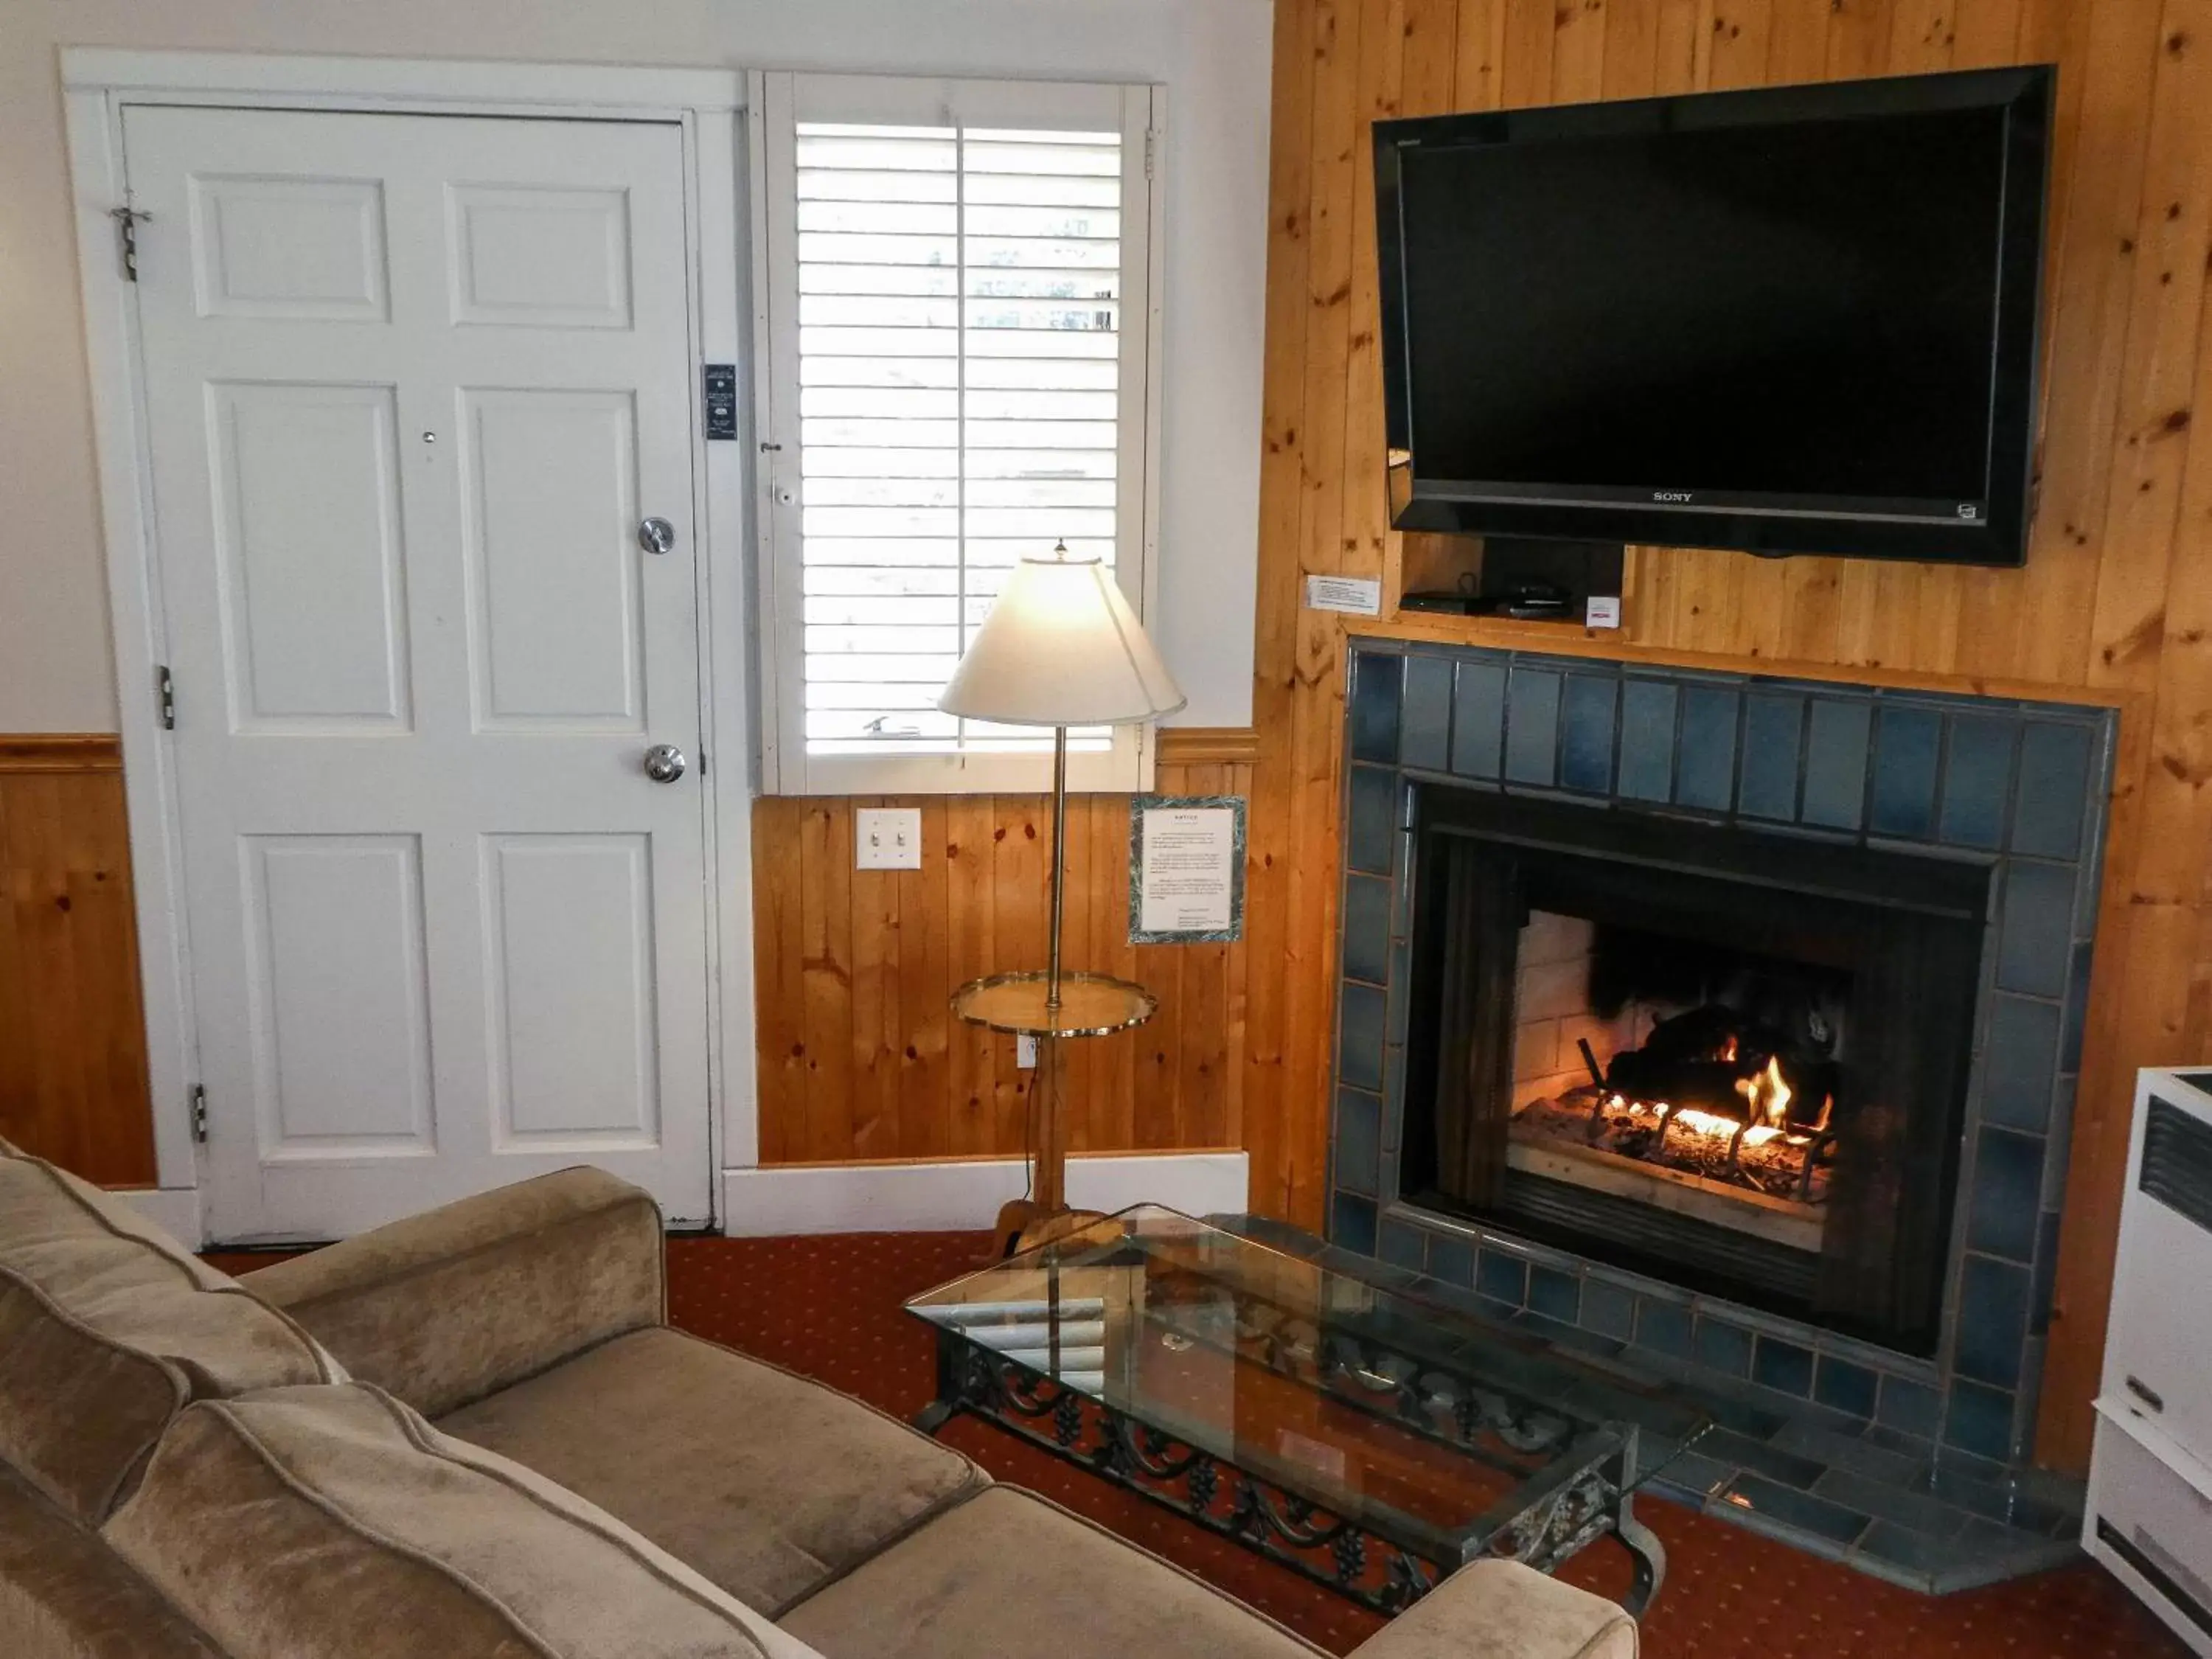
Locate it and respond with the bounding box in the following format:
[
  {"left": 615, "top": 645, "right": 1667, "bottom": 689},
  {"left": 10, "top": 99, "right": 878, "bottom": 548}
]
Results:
[
  {"left": 241, "top": 1168, "right": 664, "bottom": 1417},
  {"left": 1349, "top": 1562, "right": 1635, "bottom": 1659}
]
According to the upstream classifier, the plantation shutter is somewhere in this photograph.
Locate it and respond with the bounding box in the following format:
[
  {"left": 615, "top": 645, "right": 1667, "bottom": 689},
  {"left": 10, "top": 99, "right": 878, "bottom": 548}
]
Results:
[{"left": 757, "top": 74, "right": 1163, "bottom": 795}]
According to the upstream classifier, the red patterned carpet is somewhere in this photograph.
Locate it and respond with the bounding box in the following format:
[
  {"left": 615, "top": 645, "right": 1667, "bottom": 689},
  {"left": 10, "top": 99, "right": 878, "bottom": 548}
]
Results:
[{"left": 664, "top": 1231, "right": 2188, "bottom": 1659}]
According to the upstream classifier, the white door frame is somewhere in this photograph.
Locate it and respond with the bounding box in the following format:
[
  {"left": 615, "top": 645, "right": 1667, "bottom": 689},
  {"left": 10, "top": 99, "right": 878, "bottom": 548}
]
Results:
[{"left": 62, "top": 49, "right": 760, "bottom": 1236}]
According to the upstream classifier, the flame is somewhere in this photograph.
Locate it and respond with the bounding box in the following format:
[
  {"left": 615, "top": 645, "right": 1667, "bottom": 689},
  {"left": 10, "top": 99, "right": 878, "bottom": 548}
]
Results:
[
  {"left": 1733, "top": 1054, "right": 1793, "bottom": 1127},
  {"left": 1669, "top": 1107, "right": 1784, "bottom": 1147}
]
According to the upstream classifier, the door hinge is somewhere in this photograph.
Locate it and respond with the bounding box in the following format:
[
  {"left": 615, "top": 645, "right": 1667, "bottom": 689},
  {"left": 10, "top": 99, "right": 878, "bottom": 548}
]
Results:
[
  {"left": 1144, "top": 130, "right": 1156, "bottom": 182},
  {"left": 156, "top": 665, "right": 175, "bottom": 731},
  {"left": 189, "top": 1085, "right": 208, "bottom": 1144},
  {"left": 110, "top": 206, "right": 151, "bottom": 283}
]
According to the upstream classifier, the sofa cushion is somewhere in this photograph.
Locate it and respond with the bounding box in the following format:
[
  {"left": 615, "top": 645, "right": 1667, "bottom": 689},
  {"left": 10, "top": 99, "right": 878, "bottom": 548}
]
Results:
[
  {"left": 243, "top": 1164, "right": 664, "bottom": 1416},
  {"left": 436, "top": 1325, "right": 987, "bottom": 1613},
  {"left": 0, "top": 1140, "right": 340, "bottom": 1525},
  {"left": 103, "top": 1382, "right": 817, "bottom": 1659},
  {"left": 0, "top": 1461, "right": 222, "bottom": 1659},
  {"left": 778, "top": 1485, "right": 1324, "bottom": 1659}
]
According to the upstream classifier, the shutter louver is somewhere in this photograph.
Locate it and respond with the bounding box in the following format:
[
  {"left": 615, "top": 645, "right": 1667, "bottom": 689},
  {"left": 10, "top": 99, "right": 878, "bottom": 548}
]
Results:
[{"left": 797, "top": 120, "right": 1125, "bottom": 757}]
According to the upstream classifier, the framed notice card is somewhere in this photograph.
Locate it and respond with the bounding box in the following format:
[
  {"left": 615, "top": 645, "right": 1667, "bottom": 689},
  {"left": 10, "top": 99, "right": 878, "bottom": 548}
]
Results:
[{"left": 1128, "top": 795, "right": 1246, "bottom": 944}]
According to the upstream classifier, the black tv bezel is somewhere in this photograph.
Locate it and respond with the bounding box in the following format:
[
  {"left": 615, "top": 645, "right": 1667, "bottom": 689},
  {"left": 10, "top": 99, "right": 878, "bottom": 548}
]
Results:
[{"left": 1373, "top": 65, "right": 2056, "bottom": 566}]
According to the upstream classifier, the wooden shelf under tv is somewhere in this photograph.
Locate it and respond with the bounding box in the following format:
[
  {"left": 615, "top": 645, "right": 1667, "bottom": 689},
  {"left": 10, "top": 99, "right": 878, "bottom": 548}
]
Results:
[{"left": 1388, "top": 529, "right": 1630, "bottom": 637}]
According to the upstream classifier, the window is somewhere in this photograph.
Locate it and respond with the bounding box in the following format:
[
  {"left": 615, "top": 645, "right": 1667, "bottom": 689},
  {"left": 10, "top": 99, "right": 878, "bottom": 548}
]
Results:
[{"left": 756, "top": 74, "right": 1163, "bottom": 794}]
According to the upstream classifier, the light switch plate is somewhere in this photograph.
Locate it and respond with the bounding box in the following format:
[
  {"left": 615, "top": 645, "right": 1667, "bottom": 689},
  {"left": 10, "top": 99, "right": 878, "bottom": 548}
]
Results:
[{"left": 855, "top": 807, "right": 922, "bottom": 871}]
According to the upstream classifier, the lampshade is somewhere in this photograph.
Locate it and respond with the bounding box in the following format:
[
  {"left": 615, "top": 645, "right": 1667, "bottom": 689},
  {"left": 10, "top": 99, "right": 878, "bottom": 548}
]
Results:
[{"left": 939, "top": 549, "right": 1186, "bottom": 727}]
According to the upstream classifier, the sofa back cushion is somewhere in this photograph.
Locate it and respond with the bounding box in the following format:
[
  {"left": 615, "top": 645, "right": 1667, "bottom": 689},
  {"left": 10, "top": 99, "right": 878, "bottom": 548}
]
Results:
[
  {"left": 104, "top": 1383, "right": 812, "bottom": 1659},
  {"left": 0, "top": 1141, "right": 339, "bottom": 1525}
]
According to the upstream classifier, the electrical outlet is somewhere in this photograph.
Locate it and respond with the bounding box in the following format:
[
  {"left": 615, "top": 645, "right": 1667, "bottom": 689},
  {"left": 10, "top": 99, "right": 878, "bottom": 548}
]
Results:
[
  {"left": 1016, "top": 1034, "right": 1037, "bottom": 1069},
  {"left": 854, "top": 807, "right": 922, "bottom": 871}
]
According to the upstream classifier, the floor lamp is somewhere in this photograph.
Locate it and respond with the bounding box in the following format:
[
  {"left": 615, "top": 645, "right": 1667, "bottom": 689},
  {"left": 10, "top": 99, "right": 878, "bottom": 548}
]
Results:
[{"left": 938, "top": 544, "right": 1186, "bottom": 1255}]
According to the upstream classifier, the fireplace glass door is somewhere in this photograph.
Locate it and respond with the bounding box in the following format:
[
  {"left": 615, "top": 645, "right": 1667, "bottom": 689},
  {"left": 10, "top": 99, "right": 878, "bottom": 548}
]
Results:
[{"left": 1400, "top": 787, "right": 1990, "bottom": 1357}]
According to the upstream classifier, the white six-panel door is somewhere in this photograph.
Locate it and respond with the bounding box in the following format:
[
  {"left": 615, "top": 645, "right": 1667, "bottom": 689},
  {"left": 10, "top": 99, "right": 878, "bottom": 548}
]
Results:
[{"left": 125, "top": 105, "right": 713, "bottom": 1239}]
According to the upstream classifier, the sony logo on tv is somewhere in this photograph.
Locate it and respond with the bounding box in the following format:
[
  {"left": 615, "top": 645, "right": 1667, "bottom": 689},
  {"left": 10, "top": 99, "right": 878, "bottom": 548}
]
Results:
[{"left": 1652, "top": 490, "right": 1694, "bottom": 503}]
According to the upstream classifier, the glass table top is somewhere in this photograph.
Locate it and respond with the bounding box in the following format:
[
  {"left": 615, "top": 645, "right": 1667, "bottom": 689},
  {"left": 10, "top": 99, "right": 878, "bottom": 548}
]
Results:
[{"left": 907, "top": 1205, "right": 1714, "bottom": 1560}]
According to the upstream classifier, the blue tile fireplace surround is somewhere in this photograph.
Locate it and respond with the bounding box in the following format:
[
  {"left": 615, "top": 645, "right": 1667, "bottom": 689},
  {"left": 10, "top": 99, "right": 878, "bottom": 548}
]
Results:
[{"left": 1323, "top": 639, "right": 2117, "bottom": 1590}]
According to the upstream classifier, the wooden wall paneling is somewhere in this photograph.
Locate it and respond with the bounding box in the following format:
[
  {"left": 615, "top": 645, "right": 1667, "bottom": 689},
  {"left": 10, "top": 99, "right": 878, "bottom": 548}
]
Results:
[
  {"left": 945, "top": 795, "right": 999, "bottom": 1154},
  {"left": 1552, "top": 0, "right": 1608, "bottom": 100},
  {"left": 1764, "top": 0, "right": 1832, "bottom": 83},
  {"left": 1952, "top": 0, "right": 2029, "bottom": 68},
  {"left": 1405, "top": 0, "right": 1462, "bottom": 118},
  {"left": 1082, "top": 793, "right": 1136, "bottom": 1150},
  {"left": 2136, "top": 283, "right": 2212, "bottom": 915},
  {"left": 1654, "top": 0, "right": 1706, "bottom": 90},
  {"left": 1825, "top": 0, "right": 1898, "bottom": 80},
  {"left": 1242, "top": 0, "right": 1319, "bottom": 1219},
  {"left": 1133, "top": 922, "right": 1186, "bottom": 1150},
  {"left": 1501, "top": 0, "right": 1557, "bottom": 101},
  {"left": 2084, "top": 6, "right": 2212, "bottom": 700},
  {"left": 2015, "top": 0, "right": 2167, "bottom": 688},
  {"left": 0, "top": 737, "right": 155, "bottom": 1188},
  {"left": 1455, "top": 0, "right": 1510, "bottom": 108},
  {"left": 1601, "top": 0, "right": 1664, "bottom": 98},
  {"left": 891, "top": 797, "right": 950, "bottom": 1158},
  {"left": 1268, "top": 0, "right": 1368, "bottom": 1229},
  {"left": 751, "top": 796, "right": 810, "bottom": 1163},
  {"left": 753, "top": 762, "right": 1255, "bottom": 1169},
  {"left": 799, "top": 803, "right": 855, "bottom": 1161}
]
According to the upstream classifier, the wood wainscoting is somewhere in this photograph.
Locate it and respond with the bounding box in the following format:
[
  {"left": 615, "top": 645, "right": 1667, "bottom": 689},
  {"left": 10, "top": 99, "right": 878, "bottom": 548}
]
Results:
[
  {"left": 1247, "top": 0, "right": 2212, "bottom": 1470},
  {"left": 751, "top": 728, "right": 1257, "bottom": 1165},
  {"left": 0, "top": 735, "right": 155, "bottom": 1186}
]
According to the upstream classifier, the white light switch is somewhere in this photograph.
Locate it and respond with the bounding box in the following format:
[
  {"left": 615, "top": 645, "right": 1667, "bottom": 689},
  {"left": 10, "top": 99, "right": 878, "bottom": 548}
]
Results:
[
  {"left": 1016, "top": 1034, "right": 1037, "bottom": 1069},
  {"left": 855, "top": 807, "right": 922, "bottom": 871}
]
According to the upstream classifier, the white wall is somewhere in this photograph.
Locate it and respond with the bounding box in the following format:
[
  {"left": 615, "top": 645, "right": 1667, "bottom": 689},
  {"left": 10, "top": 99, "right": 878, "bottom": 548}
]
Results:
[{"left": 0, "top": 0, "right": 1268, "bottom": 732}]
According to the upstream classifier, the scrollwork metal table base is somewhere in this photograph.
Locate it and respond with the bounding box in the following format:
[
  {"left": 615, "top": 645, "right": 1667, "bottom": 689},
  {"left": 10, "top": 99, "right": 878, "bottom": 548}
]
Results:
[{"left": 914, "top": 1335, "right": 1667, "bottom": 1619}]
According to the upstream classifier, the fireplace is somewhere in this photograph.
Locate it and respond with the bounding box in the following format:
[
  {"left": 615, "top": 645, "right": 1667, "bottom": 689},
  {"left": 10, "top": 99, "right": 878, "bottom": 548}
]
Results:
[
  {"left": 1329, "top": 641, "right": 2116, "bottom": 1468},
  {"left": 1399, "top": 786, "right": 1987, "bottom": 1356}
]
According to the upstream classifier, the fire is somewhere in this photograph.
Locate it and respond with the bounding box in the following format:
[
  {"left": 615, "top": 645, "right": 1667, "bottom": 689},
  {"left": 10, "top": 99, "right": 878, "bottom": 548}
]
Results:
[
  {"left": 1670, "top": 1107, "right": 1784, "bottom": 1147},
  {"left": 1736, "top": 1055, "right": 1792, "bottom": 1128}
]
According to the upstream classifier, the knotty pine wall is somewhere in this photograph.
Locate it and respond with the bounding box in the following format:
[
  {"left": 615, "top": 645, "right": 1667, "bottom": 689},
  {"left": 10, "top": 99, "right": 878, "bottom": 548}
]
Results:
[
  {"left": 0, "top": 737, "right": 155, "bottom": 1186},
  {"left": 1242, "top": 0, "right": 2212, "bottom": 1470},
  {"left": 751, "top": 731, "right": 1255, "bottom": 1165}
]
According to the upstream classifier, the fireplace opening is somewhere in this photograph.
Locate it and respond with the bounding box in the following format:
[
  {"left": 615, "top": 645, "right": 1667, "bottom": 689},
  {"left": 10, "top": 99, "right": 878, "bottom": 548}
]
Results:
[{"left": 1399, "top": 786, "right": 1991, "bottom": 1357}]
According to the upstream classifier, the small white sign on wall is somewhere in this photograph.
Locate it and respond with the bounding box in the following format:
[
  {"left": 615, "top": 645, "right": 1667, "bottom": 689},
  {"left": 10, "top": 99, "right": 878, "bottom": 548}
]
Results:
[{"left": 1304, "top": 574, "right": 1383, "bottom": 616}]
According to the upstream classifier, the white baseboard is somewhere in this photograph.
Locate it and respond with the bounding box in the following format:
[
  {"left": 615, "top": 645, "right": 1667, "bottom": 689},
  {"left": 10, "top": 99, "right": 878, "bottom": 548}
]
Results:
[
  {"left": 719, "top": 1150, "right": 1249, "bottom": 1237},
  {"left": 112, "top": 1186, "right": 204, "bottom": 1248}
]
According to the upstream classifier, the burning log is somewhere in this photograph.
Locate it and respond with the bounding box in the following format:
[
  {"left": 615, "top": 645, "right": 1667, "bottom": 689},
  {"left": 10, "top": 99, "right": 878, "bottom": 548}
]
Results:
[{"left": 1602, "top": 1052, "right": 1755, "bottom": 1116}]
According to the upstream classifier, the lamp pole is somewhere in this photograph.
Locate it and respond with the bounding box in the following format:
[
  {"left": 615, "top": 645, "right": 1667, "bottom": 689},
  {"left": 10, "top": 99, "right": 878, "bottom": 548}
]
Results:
[{"left": 1037, "top": 721, "right": 1069, "bottom": 1215}]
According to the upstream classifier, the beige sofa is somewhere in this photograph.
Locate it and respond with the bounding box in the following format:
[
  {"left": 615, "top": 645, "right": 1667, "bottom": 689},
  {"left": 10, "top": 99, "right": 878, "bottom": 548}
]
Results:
[{"left": 0, "top": 1139, "right": 1635, "bottom": 1659}]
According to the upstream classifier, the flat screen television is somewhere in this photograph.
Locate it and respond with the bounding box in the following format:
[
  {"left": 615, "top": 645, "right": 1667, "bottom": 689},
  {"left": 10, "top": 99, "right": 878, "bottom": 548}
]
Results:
[{"left": 1374, "top": 66, "right": 2054, "bottom": 565}]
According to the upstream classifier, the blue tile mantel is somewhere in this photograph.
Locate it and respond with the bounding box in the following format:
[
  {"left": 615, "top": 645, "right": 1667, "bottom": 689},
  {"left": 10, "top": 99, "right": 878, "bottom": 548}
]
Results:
[{"left": 1326, "top": 641, "right": 2115, "bottom": 1583}]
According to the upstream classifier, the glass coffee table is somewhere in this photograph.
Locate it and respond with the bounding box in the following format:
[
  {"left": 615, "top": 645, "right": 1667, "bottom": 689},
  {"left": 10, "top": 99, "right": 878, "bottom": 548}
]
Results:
[{"left": 907, "top": 1206, "right": 1709, "bottom": 1617}]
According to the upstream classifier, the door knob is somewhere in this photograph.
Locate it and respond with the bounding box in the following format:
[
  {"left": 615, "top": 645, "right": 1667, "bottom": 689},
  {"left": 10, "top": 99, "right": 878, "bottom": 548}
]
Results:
[
  {"left": 642, "top": 743, "right": 687, "bottom": 783},
  {"left": 638, "top": 516, "right": 676, "bottom": 556}
]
